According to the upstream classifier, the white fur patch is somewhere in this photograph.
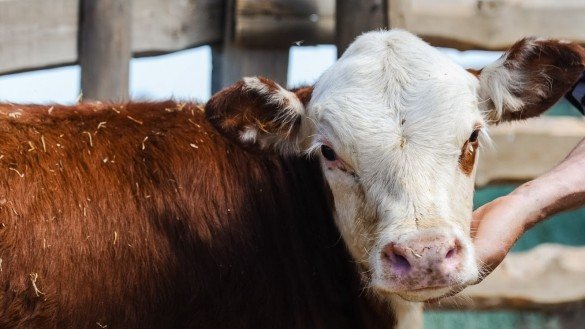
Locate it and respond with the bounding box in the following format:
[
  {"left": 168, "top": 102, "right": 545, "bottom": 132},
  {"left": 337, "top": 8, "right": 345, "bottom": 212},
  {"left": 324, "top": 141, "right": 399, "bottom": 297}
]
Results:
[
  {"left": 239, "top": 126, "right": 258, "bottom": 143},
  {"left": 478, "top": 55, "right": 525, "bottom": 121},
  {"left": 390, "top": 296, "right": 423, "bottom": 329},
  {"left": 242, "top": 76, "right": 304, "bottom": 115}
]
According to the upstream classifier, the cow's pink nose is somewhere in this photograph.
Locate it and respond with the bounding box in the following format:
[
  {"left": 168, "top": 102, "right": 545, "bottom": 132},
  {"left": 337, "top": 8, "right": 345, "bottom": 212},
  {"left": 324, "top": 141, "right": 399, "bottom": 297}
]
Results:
[{"left": 381, "top": 235, "right": 463, "bottom": 287}]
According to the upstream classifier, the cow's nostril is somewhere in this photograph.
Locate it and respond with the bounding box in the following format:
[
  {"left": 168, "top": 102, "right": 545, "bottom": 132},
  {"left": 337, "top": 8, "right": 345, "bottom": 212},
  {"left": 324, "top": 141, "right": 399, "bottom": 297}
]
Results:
[
  {"left": 383, "top": 246, "right": 412, "bottom": 274},
  {"left": 445, "top": 239, "right": 462, "bottom": 259},
  {"left": 393, "top": 254, "right": 411, "bottom": 273}
]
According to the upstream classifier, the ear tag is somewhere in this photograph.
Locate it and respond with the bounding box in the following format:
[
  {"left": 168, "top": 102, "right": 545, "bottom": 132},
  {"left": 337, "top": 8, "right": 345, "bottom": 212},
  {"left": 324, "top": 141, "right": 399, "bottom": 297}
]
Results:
[{"left": 566, "top": 72, "right": 585, "bottom": 115}]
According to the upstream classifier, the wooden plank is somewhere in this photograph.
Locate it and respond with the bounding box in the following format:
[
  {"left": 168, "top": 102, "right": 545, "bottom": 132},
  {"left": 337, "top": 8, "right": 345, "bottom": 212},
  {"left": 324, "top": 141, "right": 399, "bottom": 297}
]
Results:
[
  {"left": 0, "top": 0, "right": 224, "bottom": 76},
  {"left": 132, "top": 0, "right": 224, "bottom": 56},
  {"left": 429, "top": 244, "right": 585, "bottom": 310},
  {"left": 389, "top": 0, "right": 585, "bottom": 50},
  {"left": 336, "top": 0, "right": 389, "bottom": 57},
  {"left": 212, "top": 0, "right": 289, "bottom": 93},
  {"left": 5, "top": 0, "right": 585, "bottom": 77},
  {"left": 80, "top": 0, "right": 132, "bottom": 101},
  {"left": 234, "top": 0, "right": 334, "bottom": 48},
  {"left": 475, "top": 117, "right": 585, "bottom": 186},
  {"left": 0, "top": 0, "right": 79, "bottom": 75}
]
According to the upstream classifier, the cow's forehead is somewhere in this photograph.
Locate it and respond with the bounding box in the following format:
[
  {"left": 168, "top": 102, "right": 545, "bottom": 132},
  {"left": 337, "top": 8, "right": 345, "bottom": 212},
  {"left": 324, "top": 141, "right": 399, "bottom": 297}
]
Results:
[
  {"left": 312, "top": 30, "right": 478, "bottom": 99},
  {"left": 308, "top": 30, "right": 483, "bottom": 161}
]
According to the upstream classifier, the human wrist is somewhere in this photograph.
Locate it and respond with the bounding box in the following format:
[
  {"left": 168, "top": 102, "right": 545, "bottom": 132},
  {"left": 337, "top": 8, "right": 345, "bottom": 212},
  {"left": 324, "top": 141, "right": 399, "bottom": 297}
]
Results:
[
  {"left": 507, "top": 180, "right": 554, "bottom": 229},
  {"left": 510, "top": 168, "right": 585, "bottom": 228}
]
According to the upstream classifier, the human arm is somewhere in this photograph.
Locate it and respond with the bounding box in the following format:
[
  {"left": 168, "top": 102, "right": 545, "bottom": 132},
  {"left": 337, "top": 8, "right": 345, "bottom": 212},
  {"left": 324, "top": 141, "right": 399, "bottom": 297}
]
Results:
[{"left": 472, "top": 137, "right": 585, "bottom": 281}]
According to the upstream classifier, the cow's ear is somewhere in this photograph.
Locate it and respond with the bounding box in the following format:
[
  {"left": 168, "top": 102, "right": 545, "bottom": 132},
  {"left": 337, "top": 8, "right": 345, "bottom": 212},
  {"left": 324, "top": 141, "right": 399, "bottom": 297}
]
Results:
[
  {"left": 477, "top": 38, "right": 585, "bottom": 123},
  {"left": 205, "top": 77, "right": 313, "bottom": 155}
]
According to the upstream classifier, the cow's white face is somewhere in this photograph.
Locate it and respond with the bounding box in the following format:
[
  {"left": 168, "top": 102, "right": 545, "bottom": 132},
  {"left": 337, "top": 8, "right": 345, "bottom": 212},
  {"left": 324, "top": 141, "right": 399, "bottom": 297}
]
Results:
[
  {"left": 307, "top": 31, "right": 484, "bottom": 301},
  {"left": 206, "top": 30, "right": 585, "bottom": 302}
]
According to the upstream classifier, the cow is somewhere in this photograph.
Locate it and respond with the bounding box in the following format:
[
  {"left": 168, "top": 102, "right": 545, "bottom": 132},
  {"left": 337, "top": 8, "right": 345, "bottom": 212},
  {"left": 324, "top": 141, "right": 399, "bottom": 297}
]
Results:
[{"left": 0, "top": 30, "right": 583, "bottom": 328}]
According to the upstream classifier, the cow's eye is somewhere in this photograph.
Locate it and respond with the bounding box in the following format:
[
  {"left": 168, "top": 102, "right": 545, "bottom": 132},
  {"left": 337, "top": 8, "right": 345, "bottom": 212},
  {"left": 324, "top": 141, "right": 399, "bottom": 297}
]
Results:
[
  {"left": 321, "top": 145, "right": 337, "bottom": 161},
  {"left": 469, "top": 129, "right": 480, "bottom": 143}
]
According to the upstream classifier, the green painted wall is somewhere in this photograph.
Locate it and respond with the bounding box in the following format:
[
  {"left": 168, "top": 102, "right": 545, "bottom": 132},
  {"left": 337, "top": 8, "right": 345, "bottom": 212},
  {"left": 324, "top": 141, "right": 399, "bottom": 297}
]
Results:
[{"left": 425, "top": 311, "right": 562, "bottom": 329}]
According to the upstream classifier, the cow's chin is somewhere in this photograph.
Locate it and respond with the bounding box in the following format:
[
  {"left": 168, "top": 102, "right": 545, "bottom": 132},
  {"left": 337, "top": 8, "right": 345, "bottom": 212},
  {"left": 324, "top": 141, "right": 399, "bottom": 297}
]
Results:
[
  {"left": 395, "top": 286, "right": 457, "bottom": 302},
  {"left": 372, "top": 282, "right": 468, "bottom": 302}
]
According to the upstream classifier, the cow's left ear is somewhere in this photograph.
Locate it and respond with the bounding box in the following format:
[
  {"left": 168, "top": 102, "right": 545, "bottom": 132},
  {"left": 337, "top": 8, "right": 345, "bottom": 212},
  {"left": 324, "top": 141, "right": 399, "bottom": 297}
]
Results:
[
  {"left": 205, "top": 76, "right": 313, "bottom": 154},
  {"left": 477, "top": 38, "right": 585, "bottom": 123}
]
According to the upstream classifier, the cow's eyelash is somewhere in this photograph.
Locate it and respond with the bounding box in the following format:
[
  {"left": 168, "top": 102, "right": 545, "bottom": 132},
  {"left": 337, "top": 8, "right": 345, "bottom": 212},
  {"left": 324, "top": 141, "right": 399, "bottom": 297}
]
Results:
[
  {"left": 314, "top": 143, "right": 358, "bottom": 177},
  {"left": 464, "top": 125, "right": 490, "bottom": 147},
  {"left": 476, "top": 128, "right": 493, "bottom": 149}
]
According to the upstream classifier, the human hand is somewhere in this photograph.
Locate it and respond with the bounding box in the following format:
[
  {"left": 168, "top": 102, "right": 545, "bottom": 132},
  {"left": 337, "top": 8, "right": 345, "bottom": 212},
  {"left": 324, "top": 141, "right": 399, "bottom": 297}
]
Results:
[{"left": 471, "top": 194, "right": 529, "bottom": 282}]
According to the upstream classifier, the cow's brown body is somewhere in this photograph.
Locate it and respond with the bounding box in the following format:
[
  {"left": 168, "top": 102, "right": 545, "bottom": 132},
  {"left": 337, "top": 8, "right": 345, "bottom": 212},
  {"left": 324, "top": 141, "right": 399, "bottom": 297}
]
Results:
[{"left": 0, "top": 101, "right": 392, "bottom": 328}]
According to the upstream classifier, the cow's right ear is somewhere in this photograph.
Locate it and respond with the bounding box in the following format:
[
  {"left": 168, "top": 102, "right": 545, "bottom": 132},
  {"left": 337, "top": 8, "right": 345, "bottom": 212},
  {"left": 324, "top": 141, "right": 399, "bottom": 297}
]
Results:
[
  {"left": 205, "top": 77, "right": 313, "bottom": 155},
  {"left": 476, "top": 38, "right": 585, "bottom": 123}
]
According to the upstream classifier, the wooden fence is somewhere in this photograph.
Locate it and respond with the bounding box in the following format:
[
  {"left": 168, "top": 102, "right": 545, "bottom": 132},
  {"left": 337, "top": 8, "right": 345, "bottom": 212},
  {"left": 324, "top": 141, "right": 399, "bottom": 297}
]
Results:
[
  {"left": 2, "top": 0, "right": 585, "bottom": 328},
  {"left": 5, "top": 0, "right": 585, "bottom": 96}
]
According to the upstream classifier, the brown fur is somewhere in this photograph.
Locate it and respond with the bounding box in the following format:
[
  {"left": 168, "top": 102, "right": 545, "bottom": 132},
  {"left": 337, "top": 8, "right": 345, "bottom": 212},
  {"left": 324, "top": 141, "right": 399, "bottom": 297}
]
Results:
[
  {"left": 205, "top": 77, "right": 306, "bottom": 153},
  {"left": 0, "top": 101, "right": 394, "bottom": 328},
  {"left": 458, "top": 141, "right": 478, "bottom": 176},
  {"left": 494, "top": 38, "right": 585, "bottom": 121},
  {"left": 292, "top": 86, "right": 314, "bottom": 106}
]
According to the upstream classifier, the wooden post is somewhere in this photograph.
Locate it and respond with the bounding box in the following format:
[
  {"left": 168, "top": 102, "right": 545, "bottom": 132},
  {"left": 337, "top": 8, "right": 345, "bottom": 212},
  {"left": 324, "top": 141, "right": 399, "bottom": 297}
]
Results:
[
  {"left": 211, "top": 0, "right": 289, "bottom": 93},
  {"left": 79, "top": 0, "right": 131, "bottom": 101},
  {"left": 233, "top": 0, "right": 334, "bottom": 48},
  {"left": 336, "top": 0, "right": 389, "bottom": 57}
]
